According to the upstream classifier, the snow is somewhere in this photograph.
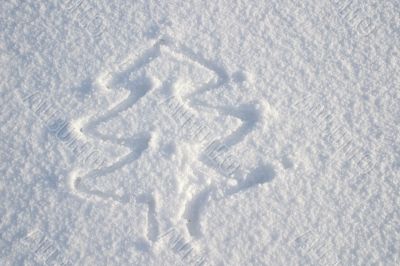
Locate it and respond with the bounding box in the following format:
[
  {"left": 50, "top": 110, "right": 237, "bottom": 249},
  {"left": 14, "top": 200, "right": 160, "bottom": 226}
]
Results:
[{"left": 1, "top": 0, "right": 399, "bottom": 265}]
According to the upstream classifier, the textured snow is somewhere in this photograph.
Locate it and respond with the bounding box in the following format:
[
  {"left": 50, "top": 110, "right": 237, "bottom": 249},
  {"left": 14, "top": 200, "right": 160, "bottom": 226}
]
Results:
[{"left": 0, "top": 0, "right": 399, "bottom": 265}]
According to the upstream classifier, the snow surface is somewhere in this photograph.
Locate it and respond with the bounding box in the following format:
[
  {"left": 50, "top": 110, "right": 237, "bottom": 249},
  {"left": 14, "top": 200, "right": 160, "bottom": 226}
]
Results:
[{"left": 0, "top": 0, "right": 399, "bottom": 265}]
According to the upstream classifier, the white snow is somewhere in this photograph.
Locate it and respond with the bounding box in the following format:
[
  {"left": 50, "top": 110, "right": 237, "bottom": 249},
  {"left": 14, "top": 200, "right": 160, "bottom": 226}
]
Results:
[{"left": 1, "top": 0, "right": 399, "bottom": 265}]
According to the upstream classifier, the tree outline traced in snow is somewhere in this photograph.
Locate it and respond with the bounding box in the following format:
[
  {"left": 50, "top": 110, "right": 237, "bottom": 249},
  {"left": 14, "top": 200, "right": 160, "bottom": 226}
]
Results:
[{"left": 68, "top": 37, "right": 274, "bottom": 238}]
